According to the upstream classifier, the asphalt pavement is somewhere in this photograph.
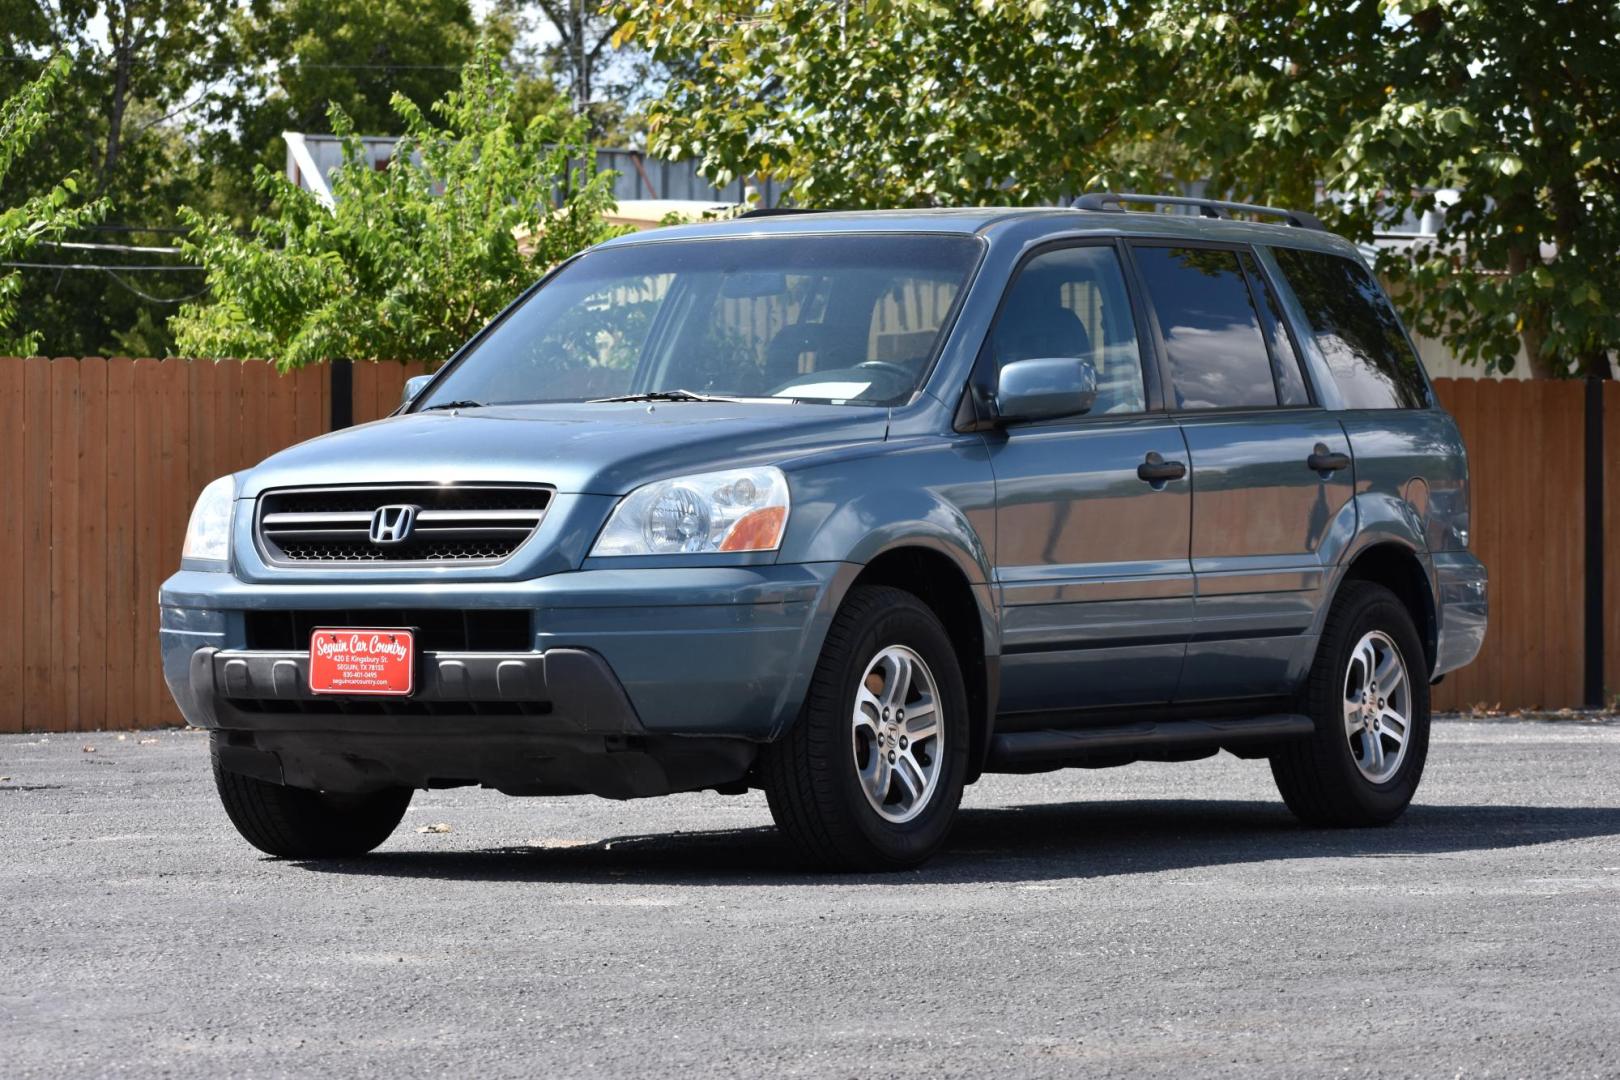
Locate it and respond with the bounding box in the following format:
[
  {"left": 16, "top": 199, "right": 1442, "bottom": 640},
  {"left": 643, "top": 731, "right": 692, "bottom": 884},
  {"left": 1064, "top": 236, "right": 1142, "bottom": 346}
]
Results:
[{"left": 3, "top": 716, "right": 1618, "bottom": 1079}]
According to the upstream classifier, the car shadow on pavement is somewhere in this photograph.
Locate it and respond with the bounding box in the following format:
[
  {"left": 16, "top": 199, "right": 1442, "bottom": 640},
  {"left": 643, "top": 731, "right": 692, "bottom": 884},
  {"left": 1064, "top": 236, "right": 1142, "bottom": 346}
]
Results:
[{"left": 294, "top": 799, "right": 1620, "bottom": 886}]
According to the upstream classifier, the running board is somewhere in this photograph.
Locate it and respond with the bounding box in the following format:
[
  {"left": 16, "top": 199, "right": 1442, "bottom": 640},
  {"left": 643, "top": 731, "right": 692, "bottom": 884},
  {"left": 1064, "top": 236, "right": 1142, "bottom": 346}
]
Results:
[{"left": 985, "top": 713, "right": 1315, "bottom": 773}]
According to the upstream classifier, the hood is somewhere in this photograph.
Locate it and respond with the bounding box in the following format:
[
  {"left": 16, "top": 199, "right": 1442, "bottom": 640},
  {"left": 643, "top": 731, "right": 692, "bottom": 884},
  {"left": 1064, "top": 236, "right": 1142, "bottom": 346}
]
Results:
[{"left": 237, "top": 401, "right": 890, "bottom": 497}]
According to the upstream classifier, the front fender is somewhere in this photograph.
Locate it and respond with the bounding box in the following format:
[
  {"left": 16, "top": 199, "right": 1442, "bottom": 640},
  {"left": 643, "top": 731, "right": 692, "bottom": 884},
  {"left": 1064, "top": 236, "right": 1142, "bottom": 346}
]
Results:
[
  {"left": 781, "top": 436, "right": 996, "bottom": 577},
  {"left": 794, "top": 487, "right": 999, "bottom": 650},
  {"left": 773, "top": 439, "right": 1001, "bottom": 742}
]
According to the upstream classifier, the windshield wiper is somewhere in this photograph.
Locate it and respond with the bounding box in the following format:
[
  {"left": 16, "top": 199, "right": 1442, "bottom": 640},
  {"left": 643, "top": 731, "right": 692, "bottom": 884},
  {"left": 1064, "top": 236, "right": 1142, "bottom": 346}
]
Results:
[
  {"left": 418, "top": 399, "right": 487, "bottom": 412},
  {"left": 588, "top": 389, "right": 742, "bottom": 404}
]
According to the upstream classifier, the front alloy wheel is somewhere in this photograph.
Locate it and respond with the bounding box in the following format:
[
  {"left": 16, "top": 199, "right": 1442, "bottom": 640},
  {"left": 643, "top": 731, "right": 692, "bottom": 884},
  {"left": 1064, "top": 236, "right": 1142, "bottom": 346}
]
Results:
[
  {"left": 852, "top": 645, "right": 945, "bottom": 824},
  {"left": 762, "top": 585, "right": 969, "bottom": 871}
]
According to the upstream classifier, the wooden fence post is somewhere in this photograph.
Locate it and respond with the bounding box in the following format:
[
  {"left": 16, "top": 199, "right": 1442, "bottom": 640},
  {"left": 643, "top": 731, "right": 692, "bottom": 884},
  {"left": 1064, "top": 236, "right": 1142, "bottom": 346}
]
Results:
[
  {"left": 330, "top": 359, "right": 353, "bottom": 431},
  {"left": 1586, "top": 377, "right": 1607, "bottom": 707}
]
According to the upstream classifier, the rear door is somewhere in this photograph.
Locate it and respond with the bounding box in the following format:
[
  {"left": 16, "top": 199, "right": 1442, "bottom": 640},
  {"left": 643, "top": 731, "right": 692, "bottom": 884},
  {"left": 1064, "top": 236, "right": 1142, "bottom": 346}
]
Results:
[
  {"left": 985, "top": 241, "right": 1194, "bottom": 714},
  {"left": 1127, "top": 242, "right": 1354, "bottom": 701}
]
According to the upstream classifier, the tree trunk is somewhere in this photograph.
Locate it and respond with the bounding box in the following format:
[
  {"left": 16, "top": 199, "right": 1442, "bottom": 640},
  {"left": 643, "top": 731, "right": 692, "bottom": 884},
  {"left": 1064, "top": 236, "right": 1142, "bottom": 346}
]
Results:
[
  {"left": 99, "top": 4, "right": 138, "bottom": 192},
  {"left": 572, "top": 0, "right": 590, "bottom": 109},
  {"left": 1507, "top": 246, "right": 1560, "bottom": 379}
]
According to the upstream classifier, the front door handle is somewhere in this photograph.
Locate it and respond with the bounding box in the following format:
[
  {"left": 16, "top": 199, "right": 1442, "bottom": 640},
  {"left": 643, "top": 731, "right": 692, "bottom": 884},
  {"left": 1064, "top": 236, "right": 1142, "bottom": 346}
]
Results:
[
  {"left": 1137, "top": 452, "right": 1187, "bottom": 485},
  {"left": 1307, "top": 445, "right": 1351, "bottom": 475}
]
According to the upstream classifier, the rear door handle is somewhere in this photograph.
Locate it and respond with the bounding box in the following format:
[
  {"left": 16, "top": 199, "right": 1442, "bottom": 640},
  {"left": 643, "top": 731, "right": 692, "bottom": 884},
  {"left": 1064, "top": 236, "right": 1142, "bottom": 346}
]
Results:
[
  {"left": 1307, "top": 446, "right": 1351, "bottom": 475},
  {"left": 1137, "top": 452, "right": 1187, "bottom": 485}
]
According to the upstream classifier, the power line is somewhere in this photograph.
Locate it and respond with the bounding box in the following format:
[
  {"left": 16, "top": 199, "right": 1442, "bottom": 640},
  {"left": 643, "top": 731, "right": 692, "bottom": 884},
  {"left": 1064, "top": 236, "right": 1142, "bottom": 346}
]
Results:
[
  {"left": 43, "top": 240, "right": 185, "bottom": 256},
  {"left": 102, "top": 270, "right": 210, "bottom": 305},
  {"left": 0, "top": 55, "right": 468, "bottom": 72},
  {"left": 1, "top": 260, "right": 204, "bottom": 272},
  {"left": 0, "top": 260, "right": 209, "bottom": 303},
  {"left": 76, "top": 225, "right": 187, "bottom": 233}
]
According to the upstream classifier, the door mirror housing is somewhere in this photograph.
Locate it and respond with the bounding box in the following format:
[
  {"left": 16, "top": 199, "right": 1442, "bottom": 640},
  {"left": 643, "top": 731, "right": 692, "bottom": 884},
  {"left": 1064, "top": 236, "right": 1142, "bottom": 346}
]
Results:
[
  {"left": 994, "top": 357, "right": 1099, "bottom": 424},
  {"left": 401, "top": 373, "right": 434, "bottom": 408}
]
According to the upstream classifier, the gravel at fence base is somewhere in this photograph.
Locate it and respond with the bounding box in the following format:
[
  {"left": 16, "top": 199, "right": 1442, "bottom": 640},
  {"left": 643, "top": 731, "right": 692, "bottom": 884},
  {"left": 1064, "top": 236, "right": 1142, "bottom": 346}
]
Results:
[{"left": 2, "top": 717, "right": 1618, "bottom": 1079}]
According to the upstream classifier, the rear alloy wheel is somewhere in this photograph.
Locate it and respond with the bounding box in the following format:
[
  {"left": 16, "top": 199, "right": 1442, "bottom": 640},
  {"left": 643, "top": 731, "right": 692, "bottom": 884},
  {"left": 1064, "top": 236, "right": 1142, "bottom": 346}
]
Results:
[
  {"left": 1271, "top": 581, "right": 1430, "bottom": 826},
  {"left": 1341, "top": 629, "right": 1414, "bottom": 784},
  {"left": 762, "top": 585, "right": 968, "bottom": 871}
]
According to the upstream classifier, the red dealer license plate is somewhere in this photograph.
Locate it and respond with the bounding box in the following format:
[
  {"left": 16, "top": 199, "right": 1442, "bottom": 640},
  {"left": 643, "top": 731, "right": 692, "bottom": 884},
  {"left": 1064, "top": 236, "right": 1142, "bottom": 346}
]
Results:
[{"left": 308, "top": 628, "right": 416, "bottom": 696}]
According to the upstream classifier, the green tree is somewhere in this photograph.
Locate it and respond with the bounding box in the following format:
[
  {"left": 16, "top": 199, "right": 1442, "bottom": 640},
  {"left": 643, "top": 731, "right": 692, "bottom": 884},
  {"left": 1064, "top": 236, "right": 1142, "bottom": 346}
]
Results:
[
  {"left": 620, "top": 1, "right": 1172, "bottom": 206},
  {"left": 249, "top": 0, "right": 480, "bottom": 136},
  {"left": 1345, "top": 1, "right": 1619, "bottom": 378},
  {"left": 199, "top": 0, "right": 484, "bottom": 228},
  {"left": 171, "top": 44, "right": 626, "bottom": 368},
  {"left": 622, "top": 0, "right": 1620, "bottom": 377},
  {"left": 0, "top": 55, "right": 107, "bottom": 355},
  {"left": 1151, "top": 0, "right": 1620, "bottom": 377},
  {"left": 484, "top": 0, "right": 650, "bottom": 142},
  {"left": 1, "top": 0, "right": 234, "bottom": 356}
]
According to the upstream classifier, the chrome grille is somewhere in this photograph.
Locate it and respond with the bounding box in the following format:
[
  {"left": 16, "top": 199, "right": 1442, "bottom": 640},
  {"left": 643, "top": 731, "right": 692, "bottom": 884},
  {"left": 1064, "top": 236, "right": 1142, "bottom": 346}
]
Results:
[{"left": 256, "top": 484, "right": 551, "bottom": 565}]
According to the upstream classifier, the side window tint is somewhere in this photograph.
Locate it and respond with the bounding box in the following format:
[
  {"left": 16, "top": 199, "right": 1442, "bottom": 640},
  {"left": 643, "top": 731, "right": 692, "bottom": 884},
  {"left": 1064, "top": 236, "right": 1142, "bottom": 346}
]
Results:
[
  {"left": 990, "top": 245, "right": 1146, "bottom": 415},
  {"left": 1271, "top": 246, "right": 1429, "bottom": 409},
  {"left": 1240, "top": 251, "right": 1311, "bottom": 406},
  {"left": 1133, "top": 246, "right": 1279, "bottom": 410}
]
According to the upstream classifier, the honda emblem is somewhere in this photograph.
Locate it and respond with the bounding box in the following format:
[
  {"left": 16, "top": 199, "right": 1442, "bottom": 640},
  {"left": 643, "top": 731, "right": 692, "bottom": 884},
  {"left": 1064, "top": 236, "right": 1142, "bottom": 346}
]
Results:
[{"left": 369, "top": 504, "right": 419, "bottom": 545}]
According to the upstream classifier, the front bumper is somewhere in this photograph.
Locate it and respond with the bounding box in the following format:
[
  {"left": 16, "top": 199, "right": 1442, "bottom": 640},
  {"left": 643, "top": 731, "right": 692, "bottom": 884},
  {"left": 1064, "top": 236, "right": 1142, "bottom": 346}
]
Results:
[
  {"left": 160, "top": 562, "right": 854, "bottom": 742},
  {"left": 1432, "top": 550, "right": 1488, "bottom": 677},
  {"left": 188, "top": 646, "right": 641, "bottom": 733}
]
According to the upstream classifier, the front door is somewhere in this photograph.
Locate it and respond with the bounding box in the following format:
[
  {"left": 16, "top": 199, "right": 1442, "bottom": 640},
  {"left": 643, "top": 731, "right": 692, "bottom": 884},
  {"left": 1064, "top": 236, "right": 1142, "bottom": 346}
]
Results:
[
  {"left": 1128, "top": 242, "right": 1354, "bottom": 700},
  {"left": 985, "top": 242, "right": 1194, "bottom": 716}
]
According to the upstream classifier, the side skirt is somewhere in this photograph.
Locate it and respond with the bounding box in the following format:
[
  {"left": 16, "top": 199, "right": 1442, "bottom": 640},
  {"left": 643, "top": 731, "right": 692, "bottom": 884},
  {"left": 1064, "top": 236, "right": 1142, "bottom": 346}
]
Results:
[{"left": 983, "top": 713, "right": 1314, "bottom": 773}]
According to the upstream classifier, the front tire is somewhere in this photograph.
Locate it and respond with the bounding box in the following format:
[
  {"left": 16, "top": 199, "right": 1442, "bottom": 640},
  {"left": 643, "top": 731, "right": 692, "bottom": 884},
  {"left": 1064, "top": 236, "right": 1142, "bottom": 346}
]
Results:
[
  {"left": 1271, "top": 581, "right": 1430, "bottom": 826},
  {"left": 761, "top": 586, "right": 969, "bottom": 871},
  {"left": 211, "top": 737, "right": 412, "bottom": 858}
]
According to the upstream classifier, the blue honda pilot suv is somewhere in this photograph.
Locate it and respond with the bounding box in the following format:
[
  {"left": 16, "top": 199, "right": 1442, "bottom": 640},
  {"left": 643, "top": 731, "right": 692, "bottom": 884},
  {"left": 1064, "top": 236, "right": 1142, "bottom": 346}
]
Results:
[{"left": 160, "top": 194, "right": 1488, "bottom": 870}]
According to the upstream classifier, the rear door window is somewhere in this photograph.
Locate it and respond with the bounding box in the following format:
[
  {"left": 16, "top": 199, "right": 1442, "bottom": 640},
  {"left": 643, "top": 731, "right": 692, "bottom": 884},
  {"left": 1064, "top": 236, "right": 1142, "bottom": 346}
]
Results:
[
  {"left": 1131, "top": 245, "right": 1279, "bottom": 410},
  {"left": 1270, "top": 246, "right": 1430, "bottom": 409}
]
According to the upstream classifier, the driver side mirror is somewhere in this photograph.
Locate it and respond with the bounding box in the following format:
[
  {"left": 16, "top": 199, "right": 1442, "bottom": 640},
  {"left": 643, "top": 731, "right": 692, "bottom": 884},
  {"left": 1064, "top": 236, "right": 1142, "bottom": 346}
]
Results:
[
  {"left": 401, "top": 373, "right": 434, "bottom": 408},
  {"left": 994, "top": 357, "right": 1099, "bottom": 424}
]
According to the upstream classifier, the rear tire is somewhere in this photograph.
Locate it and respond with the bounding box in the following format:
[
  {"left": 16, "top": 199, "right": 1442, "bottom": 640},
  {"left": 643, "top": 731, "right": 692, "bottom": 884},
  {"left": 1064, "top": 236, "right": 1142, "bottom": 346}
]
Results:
[
  {"left": 1271, "top": 580, "right": 1430, "bottom": 827},
  {"left": 211, "top": 737, "right": 412, "bottom": 858},
  {"left": 761, "top": 585, "right": 969, "bottom": 871}
]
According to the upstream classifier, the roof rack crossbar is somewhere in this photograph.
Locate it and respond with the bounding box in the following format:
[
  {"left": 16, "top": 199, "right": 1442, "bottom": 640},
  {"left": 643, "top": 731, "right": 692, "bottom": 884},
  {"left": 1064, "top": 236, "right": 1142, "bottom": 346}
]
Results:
[{"left": 1072, "top": 191, "right": 1326, "bottom": 231}]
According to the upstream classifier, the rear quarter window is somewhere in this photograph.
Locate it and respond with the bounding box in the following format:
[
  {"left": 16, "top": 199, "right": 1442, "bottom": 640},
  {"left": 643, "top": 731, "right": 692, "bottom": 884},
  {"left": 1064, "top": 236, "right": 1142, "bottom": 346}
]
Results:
[{"left": 1271, "top": 246, "right": 1430, "bottom": 409}]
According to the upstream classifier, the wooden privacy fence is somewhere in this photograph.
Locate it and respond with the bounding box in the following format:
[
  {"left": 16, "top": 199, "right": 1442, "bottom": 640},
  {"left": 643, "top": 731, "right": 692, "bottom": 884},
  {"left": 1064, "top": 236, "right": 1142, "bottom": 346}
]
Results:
[
  {"left": 0, "top": 358, "right": 1614, "bottom": 731},
  {"left": 0, "top": 357, "right": 427, "bottom": 733}
]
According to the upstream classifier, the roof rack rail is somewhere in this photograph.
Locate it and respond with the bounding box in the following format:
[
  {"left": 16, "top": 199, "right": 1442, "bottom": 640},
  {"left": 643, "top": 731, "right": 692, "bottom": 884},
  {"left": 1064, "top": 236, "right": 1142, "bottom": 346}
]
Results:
[
  {"left": 1072, "top": 191, "right": 1327, "bottom": 231},
  {"left": 737, "top": 207, "right": 825, "bottom": 218}
]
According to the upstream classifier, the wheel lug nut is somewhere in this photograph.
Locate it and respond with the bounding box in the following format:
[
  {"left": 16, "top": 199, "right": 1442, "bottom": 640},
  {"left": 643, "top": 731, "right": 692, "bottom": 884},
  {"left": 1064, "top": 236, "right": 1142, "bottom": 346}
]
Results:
[
  {"left": 888, "top": 750, "right": 897, "bottom": 763},
  {"left": 899, "top": 736, "right": 908, "bottom": 750}
]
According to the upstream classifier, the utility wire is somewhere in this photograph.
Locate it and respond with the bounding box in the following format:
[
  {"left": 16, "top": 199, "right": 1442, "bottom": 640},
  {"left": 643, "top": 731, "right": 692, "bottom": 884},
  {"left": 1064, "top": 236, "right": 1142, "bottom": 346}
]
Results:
[
  {"left": 0, "top": 56, "right": 469, "bottom": 72},
  {"left": 78, "top": 224, "right": 187, "bottom": 234},
  {"left": 102, "top": 270, "right": 210, "bottom": 305},
  {"left": 42, "top": 239, "right": 185, "bottom": 255},
  {"left": 1, "top": 260, "right": 203, "bottom": 272},
  {"left": 0, "top": 261, "right": 208, "bottom": 303}
]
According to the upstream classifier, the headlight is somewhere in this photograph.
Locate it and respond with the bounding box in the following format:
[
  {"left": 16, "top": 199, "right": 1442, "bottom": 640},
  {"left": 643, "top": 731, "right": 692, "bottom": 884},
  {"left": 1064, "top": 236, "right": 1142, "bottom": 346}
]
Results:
[
  {"left": 591, "top": 467, "right": 790, "bottom": 556},
  {"left": 182, "top": 475, "right": 236, "bottom": 564}
]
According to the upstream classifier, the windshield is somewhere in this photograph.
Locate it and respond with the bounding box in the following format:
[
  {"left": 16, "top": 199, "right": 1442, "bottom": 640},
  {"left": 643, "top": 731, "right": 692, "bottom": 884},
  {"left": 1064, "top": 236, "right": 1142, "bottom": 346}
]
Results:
[{"left": 416, "top": 233, "right": 982, "bottom": 408}]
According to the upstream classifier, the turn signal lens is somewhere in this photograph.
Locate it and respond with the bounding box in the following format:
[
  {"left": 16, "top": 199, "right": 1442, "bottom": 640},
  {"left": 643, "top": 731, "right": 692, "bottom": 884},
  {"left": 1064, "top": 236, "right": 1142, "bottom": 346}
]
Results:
[{"left": 718, "top": 505, "right": 788, "bottom": 552}]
